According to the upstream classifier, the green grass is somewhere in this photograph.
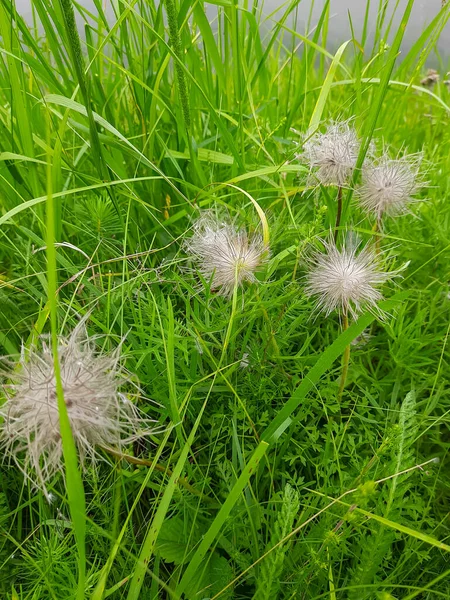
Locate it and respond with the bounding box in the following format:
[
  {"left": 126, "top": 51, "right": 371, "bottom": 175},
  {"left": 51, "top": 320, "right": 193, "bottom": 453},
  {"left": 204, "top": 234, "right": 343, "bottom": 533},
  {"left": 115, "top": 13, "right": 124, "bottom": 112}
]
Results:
[{"left": 1, "top": 0, "right": 450, "bottom": 598}]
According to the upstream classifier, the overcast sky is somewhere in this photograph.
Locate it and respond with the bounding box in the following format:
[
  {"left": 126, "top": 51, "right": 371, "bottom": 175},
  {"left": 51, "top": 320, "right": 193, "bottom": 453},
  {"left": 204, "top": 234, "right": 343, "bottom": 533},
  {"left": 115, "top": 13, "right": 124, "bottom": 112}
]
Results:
[{"left": 15, "top": 0, "right": 450, "bottom": 60}]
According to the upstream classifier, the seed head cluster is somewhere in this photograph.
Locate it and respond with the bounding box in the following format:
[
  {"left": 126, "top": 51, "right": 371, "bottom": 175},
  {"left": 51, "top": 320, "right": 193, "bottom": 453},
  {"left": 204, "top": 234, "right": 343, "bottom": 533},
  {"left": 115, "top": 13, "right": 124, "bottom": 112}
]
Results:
[
  {"left": 185, "top": 213, "right": 268, "bottom": 296},
  {"left": 356, "top": 154, "right": 424, "bottom": 219},
  {"left": 305, "top": 238, "right": 393, "bottom": 319},
  {"left": 0, "top": 324, "right": 152, "bottom": 496},
  {"left": 302, "top": 120, "right": 361, "bottom": 187}
]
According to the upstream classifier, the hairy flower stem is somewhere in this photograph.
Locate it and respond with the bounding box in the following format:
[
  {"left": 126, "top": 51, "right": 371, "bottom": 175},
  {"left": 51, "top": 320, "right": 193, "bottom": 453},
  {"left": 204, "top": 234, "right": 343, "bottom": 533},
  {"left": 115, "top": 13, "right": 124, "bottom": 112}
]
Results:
[
  {"left": 334, "top": 186, "right": 343, "bottom": 242},
  {"left": 104, "top": 447, "right": 216, "bottom": 504},
  {"left": 376, "top": 216, "right": 382, "bottom": 254},
  {"left": 372, "top": 217, "right": 382, "bottom": 254},
  {"left": 338, "top": 312, "right": 351, "bottom": 402}
]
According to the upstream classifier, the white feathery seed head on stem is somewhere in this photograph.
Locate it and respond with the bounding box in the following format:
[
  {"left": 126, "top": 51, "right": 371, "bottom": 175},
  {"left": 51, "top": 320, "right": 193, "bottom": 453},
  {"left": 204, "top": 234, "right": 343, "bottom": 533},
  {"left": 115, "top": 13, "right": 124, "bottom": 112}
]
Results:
[
  {"left": 301, "top": 120, "right": 362, "bottom": 187},
  {"left": 305, "top": 236, "right": 394, "bottom": 319},
  {"left": 184, "top": 212, "right": 269, "bottom": 296},
  {"left": 0, "top": 322, "right": 154, "bottom": 497},
  {"left": 356, "top": 152, "right": 425, "bottom": 220}
]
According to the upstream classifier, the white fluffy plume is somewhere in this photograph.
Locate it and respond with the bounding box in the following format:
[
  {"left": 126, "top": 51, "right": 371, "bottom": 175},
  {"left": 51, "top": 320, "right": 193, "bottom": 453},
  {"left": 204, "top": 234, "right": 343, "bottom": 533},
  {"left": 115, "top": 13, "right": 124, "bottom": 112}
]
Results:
[
  {"left": 356, "top": 153, "right": 424, "bottom": 219},
  {"left": 0, "top": 322, "right": 154, "bottom": 496},
  {"left": 184, "top": 213, "right": 269, "bottom": 296},
  {"left": 301, "top": 120, "right": 361, "bottom": 187},
  {"left": 305, "top": 237, "right": 393, "bottom": 318}
]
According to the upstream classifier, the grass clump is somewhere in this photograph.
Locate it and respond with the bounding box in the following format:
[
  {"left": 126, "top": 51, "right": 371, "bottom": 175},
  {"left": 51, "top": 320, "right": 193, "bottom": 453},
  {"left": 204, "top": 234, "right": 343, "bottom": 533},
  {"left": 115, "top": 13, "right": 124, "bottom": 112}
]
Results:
[{"left": 0, "top": 0, "right": 450, "bottom": 598}]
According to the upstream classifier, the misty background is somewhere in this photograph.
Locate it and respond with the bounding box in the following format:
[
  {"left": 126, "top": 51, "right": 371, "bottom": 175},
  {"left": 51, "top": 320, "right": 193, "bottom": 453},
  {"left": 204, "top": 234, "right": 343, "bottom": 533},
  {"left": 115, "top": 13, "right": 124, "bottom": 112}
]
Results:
[{"left": 12, "top": 0, "right": 450, "bottom": 63}]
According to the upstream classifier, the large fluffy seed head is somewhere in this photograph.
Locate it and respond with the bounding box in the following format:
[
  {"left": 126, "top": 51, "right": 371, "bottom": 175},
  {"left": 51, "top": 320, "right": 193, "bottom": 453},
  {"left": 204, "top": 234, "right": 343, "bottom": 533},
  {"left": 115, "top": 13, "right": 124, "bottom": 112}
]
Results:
[
  {"left": 0, "top": 324, "right": 152, "bottom": 496},
  {"left": 356, "top": 154, "right": 423, "bottom": 219},
  {"left": 302, "top": 120, "right": 361, "bottom": 187},
  {"left": 305, "top": 238, "right": 392, "bottom": 318},
  {"left": 184, "top": 213, "right": 268, "bottom": 296}
]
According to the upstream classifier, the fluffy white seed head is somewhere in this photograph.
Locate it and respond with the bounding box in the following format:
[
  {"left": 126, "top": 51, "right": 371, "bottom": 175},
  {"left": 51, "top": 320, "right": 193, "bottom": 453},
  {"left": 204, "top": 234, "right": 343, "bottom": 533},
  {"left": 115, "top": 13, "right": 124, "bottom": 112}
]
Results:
[
  {"left": 184, "top": 213, "right": 268, "bottom": 296},
  {"left": 0, "top": 323, "right": 153, "bottom": 497},
  {"left": 356, "top": 154, "right": 424, "bottom": 219},
  {"left": 305, "top": 238, "right": 393, "bottom": 319},
  {"left": 301, "top": 120, "right": 361, "bottom": 187}
]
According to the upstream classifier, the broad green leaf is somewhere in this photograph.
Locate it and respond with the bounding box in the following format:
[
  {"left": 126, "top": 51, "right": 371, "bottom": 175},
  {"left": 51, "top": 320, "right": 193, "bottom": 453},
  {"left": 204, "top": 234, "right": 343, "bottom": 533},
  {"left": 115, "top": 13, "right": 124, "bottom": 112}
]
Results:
[{"left": 156, "top": 518, "right": 190, "bottom": 565}]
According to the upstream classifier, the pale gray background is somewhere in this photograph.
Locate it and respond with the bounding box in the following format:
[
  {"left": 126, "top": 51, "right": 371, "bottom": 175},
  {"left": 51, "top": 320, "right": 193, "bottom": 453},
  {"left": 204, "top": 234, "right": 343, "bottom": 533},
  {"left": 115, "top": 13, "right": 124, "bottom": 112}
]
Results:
[{"left": 14, "top": 0, "right": 450, "bottom": 61}]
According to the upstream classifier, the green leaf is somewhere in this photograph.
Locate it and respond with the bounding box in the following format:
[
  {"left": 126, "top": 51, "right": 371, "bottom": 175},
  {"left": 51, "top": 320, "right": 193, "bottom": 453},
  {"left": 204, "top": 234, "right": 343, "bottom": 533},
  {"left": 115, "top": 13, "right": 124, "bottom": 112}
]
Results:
[
  {"left": 185, "top": 553, "right": 234, "bottom": 600},
  {"left": 156, "top": 518, "right": 190, "bottom": 565}
]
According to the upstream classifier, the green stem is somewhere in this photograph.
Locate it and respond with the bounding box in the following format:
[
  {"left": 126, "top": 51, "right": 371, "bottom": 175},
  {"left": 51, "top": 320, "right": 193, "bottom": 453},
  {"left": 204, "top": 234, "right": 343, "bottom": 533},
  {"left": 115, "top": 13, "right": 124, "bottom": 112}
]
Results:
[
  {"left": 374, "top": 215, "right": 382, "bottom": 254},
  {"left": 338, "top": 312, "right": 350, "bottom": 402},
  {"left": 334, "top": 186, "right": 343, "bottom": 242},
  {"left": 103, "top": 447, "right": 216, "bottom": 504},
  {"left": 220, "top": 268, "right": 240, "bottom": 362}
]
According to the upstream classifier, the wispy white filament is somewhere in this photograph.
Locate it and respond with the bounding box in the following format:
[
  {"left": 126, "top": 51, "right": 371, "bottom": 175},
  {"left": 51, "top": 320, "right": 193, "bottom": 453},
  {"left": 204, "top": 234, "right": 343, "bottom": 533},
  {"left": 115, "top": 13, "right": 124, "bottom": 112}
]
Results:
[
  {"left": 305, "top": 238, "right": 393, "bottom": 319},
  {"left": 0, "top": 323, "right": 153, "bottom": 496},
  {"left": 302, "top": 120, "right": 361, "bottom": 187},
  {"left": 356, "top": 153, "right": 424, "bottom": 219},
  {"left": 185, "top": 213, "right": 268, "bottom": 296}
]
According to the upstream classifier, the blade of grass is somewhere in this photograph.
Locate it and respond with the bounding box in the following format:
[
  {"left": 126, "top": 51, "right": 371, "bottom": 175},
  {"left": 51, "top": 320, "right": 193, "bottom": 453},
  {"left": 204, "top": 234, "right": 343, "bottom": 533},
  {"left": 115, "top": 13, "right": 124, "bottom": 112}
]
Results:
[
  {"left": 57, "top": 0, "right": 120, "bottom": 217},
  {"left": 308, "top": 40, "right": 350, "bottom": 134},
  {"left": 45, "top": 118, "right": 86, "bottom": 600},
  {"left": 0, "top": 2, "right": 40, "bottom": 198},
  {"left": 126, "top": 395, "right": 210, "bottom": 600},
  {"left": 175, "top": 440, "right": 269, "bottom": 596},
  {"left": 262, "top": 292, "right": 409, "bottom": 443}
]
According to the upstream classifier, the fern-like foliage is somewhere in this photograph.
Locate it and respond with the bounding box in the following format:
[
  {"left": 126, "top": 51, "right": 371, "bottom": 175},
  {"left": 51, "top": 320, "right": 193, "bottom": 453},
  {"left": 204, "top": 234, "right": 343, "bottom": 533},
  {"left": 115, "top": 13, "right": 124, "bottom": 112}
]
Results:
[
  {"left": 253, "top": 483, "right": 300, "bottom": 600},
  {"left": 349, "top": 390, "right": 418, "bottom": 599}
]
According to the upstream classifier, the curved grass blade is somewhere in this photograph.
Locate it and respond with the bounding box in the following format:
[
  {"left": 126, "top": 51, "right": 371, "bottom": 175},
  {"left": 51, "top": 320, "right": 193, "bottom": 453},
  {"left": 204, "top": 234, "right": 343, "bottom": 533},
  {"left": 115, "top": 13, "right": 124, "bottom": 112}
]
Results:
[{"left": 308, "top": 40, "right": 350, "bottom": 134}]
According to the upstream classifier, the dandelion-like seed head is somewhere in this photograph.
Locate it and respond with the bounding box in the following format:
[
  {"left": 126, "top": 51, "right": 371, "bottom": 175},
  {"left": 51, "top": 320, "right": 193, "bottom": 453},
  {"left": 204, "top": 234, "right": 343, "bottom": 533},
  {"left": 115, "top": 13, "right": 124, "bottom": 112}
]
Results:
[
  {"left": 420, "top": 69, "right": 439, "bottom": 87},
  {"left": 357, "top": 153, "right": 424, "bottom": 219},
  {"left": 305, "top": 237, "right": 393, "bottom": 319},
  {"left": 301, "top": 120, "right": 361, "bottom": 187},
  {"left": 184, "top": 213, "right": 268, "bottom": 296},
  {"left": 0, "top": 323, "right": 153, "bottom": 496}
]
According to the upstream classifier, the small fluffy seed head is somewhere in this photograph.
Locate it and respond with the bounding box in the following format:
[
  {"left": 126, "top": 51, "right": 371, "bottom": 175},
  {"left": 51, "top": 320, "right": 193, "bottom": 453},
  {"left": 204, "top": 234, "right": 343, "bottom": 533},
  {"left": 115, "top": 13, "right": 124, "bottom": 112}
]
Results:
[
  {"left": 301, "top": 120, "right": 361, "bottom": 187},
  {"left": 420, "top": 69, "right": 439, "bottom": 87},
  {"left": 305, "top": 237, "right": 393, "bottom": 319},
  {"left": 184, "top": 213, "right": 269, "bottom": 296},
  {"left": 0, "top": 323, "right": 153, "bottom": 497},
  {"left": 356, "top": 154, "right": 424, "bottom": 219}
]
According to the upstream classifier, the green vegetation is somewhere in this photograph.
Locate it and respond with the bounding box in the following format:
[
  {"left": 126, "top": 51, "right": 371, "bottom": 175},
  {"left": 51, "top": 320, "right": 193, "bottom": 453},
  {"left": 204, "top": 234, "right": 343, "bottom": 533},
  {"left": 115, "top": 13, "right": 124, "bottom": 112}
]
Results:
[{"left": 0, "top": 0, "right": 450, "bottom": 598}]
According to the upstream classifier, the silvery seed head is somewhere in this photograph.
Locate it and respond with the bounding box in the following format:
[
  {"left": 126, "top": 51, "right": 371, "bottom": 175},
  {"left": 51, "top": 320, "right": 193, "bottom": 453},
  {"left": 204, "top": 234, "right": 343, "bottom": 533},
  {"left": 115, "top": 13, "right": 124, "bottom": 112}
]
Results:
[
  {"left": 301, "top": 120, "right": 361, "bottom": 187},
  {"left": 356, "top": 153, "right": 424, "bottom": 219},
  {"left": 0, "top": 323, "right": 153, "bottom": 497},
  {"left": 305, "top": 237, "right": 393, "bottom": 319},
  {"left": 420, "top": 69, "right": 439, "bottom": 87},
  {"left": 184, "top": 213, "right": 269, "bottom": 296}
]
